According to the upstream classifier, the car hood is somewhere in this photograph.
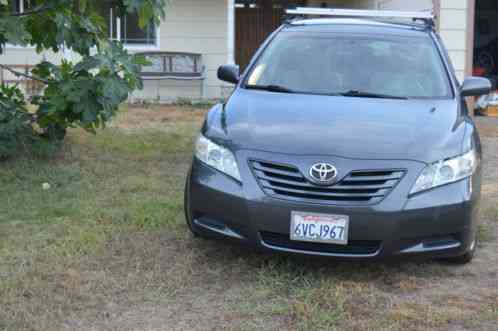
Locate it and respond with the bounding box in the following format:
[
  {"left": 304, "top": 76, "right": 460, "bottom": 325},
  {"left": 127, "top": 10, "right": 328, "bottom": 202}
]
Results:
[{"left": 204, "top": 89, "right": 466, "bottom": 163}]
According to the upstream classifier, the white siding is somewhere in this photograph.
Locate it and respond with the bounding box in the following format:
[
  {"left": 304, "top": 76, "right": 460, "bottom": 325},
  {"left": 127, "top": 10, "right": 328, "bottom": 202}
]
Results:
[
  {"left": 132, "top": 0, "right": 229, "bottom": 101},
  {"left": 0, "top": 48, "right": 64, "bottom": 65},
  {"left": 0, "top": 48, "right": 68, "bottom": 95},
  {"left": 439, "top": 0, "right": 468, "bottom": 81}
]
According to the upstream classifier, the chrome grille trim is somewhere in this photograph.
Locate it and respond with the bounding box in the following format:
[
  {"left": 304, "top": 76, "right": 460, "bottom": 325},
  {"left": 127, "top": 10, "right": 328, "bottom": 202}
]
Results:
[{"left": 250, "top": 160, "right": 406, "bottom": 205}]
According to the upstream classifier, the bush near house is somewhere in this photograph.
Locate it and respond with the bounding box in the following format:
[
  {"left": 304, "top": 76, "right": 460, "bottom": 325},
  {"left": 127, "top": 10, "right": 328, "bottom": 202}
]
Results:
[
  {"left": 0, "top": 85, "right": 37, "bottom": 158},
  {"left": 0, "top": 0, "right": 168, "bottom": 158}
]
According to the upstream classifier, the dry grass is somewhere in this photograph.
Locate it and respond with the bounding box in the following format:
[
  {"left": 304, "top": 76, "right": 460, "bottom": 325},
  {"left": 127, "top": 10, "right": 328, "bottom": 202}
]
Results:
[{"left": 0, "top": 106, "right": 497, "bottom": 331}]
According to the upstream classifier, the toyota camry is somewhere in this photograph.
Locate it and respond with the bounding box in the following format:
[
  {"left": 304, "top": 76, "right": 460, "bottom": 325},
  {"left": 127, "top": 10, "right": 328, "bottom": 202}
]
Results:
[{"left": 184, "top": 9, "right": 492, "bottom": 263}]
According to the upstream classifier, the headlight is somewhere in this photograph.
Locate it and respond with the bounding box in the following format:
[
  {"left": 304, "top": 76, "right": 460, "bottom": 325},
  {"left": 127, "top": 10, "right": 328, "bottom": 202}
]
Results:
[
  {"left": 410, "top": 149, "right": 478, "bottom": 195},
  {"left": 195, "top": 134, "right": 241, "bottom": 181}
]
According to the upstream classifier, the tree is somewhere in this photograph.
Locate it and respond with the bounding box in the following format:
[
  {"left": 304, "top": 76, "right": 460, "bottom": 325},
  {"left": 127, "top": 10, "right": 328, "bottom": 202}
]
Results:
[{"left": 0, "top": 0, "right": 167, "bottom": 157}]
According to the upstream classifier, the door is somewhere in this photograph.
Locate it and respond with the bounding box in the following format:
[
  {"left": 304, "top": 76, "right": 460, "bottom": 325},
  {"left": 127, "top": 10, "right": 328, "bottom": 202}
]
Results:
[{"left": 235, "top": 0, "right": 306, "bottom": 71}]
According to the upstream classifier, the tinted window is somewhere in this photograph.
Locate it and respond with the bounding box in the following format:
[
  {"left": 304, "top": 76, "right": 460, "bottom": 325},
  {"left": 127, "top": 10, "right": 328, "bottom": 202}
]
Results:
[
  {"left": 97, "top": 3, "right": 156, "bottom": 45},
  {"left": 245, "top": 31, "right": 452, "bottom": 98},
  {"left": 120, "top": 12, "right": 156, "bottom": 45}
]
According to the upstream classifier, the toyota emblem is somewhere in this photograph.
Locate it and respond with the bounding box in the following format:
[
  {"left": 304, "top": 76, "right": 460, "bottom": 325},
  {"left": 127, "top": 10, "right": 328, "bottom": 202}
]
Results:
[{"left": 309, "top": 163, "right": 337, "bottom": 185}]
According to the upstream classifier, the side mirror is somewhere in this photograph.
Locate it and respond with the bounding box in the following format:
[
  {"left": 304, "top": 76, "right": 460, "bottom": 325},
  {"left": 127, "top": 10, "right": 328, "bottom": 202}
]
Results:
[
  {"left": 217, "top": 64, "right": 239, "bottom": 84},
  {"left": 461, "top": 76, "right": 492, "bottom": 97}
]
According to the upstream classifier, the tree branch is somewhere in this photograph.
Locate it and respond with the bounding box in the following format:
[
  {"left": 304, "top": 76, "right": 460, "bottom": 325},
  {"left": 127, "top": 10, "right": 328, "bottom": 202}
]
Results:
[{"left": 0, "top": 64, "right": 49, "bottom": 84}]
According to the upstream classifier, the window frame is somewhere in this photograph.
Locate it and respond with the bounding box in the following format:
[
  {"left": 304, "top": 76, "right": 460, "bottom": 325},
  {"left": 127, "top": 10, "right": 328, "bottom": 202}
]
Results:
[{"left": 107, "top": 6, "right": 160, "bottom": 50}]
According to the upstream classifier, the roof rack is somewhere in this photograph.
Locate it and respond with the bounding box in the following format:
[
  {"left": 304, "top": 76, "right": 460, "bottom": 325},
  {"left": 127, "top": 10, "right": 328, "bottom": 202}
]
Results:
[{"left": 285, "top": 7, "right": 435, "bottom": 28}]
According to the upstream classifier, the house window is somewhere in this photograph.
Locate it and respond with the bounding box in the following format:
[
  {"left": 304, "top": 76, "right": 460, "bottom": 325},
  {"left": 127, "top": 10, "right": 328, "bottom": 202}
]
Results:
[
  {"left": 11, "top": 0, "right": 36, "bottom": 13},
  {"left": 98, "top": 3, "right": 157, "bottom": 46},
  {"left": 120, "top": 12, "right": 156, "bottom": 45}
]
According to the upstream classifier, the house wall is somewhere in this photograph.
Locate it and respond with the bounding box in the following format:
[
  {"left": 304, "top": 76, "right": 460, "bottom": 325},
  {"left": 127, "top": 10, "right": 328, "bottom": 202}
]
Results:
[
  {"left": 132, "top": 0, "right": 230, "bottom": 101},
  {"left": 438, "top": 0, "right": 469, "bottom": 81},
  {"left": 0, "top": 48, "right": 67, "bottom": 82}
]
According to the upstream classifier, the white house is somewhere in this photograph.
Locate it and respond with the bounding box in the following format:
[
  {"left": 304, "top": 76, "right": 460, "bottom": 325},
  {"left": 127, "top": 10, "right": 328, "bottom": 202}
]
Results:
[{"left": 0, "top": 0, "right": 494, "bottom": 101}]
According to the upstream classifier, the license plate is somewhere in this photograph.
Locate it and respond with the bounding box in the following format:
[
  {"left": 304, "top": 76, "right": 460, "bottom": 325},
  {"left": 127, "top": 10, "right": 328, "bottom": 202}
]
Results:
[{"left": 290, "top": 211, "right": 349, "bottom": 245}]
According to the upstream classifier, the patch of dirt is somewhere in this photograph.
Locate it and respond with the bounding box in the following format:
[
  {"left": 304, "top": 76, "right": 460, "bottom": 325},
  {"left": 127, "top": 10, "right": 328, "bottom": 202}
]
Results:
[{"left": 60, "top": 234, "right": 286, "bottom": 331}]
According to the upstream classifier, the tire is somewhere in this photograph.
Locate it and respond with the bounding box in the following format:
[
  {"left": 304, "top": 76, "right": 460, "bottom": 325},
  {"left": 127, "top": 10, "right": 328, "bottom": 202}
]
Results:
[{"left": 444, "top": 238, "right": 477, "bottom": 265}]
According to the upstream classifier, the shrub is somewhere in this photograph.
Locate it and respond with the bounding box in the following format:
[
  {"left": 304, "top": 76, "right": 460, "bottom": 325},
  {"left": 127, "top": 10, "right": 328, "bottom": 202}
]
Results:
[{"left": 0, "top": 85, "right": 37, "bottom": 158}]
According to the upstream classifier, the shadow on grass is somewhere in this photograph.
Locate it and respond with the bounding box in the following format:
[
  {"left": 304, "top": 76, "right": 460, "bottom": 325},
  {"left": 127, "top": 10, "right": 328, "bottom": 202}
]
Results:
[{"left": 183, "top": 233, "right": 457, "bottom": 285}]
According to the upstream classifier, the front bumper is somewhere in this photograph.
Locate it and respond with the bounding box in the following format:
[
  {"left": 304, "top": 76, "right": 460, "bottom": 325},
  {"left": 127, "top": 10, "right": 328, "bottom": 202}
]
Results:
[{"left": 186, "top": 152, "right": 481, "bottom": 260}]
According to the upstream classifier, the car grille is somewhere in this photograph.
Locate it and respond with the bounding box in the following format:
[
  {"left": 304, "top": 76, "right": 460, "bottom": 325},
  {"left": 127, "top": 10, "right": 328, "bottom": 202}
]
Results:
[
  {"left": 250, "top": 160, "right": 405, "bottom": 205},
  {"left": 260, "top": 231, "right": 381, "bottom": 255}
]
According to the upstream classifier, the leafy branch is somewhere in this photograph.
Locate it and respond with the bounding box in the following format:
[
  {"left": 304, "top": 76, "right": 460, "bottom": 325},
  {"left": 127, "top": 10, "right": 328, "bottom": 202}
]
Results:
[{"left": 0, "top": 63, "right": 49, "bottom": 84}]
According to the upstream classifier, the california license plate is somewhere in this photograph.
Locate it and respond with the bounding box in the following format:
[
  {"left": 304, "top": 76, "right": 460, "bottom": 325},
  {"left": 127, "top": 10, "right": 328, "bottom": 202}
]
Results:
[{"left": 290, "top": 211, "right": 349, "bottom": 245}]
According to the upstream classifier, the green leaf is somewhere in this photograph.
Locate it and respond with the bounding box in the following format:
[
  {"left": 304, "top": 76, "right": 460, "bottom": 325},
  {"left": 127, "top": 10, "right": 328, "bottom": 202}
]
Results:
[
  {"left": 81, "top": 108, "right": 97, "bottom": 124},
  {"left": 138, "top": 4, "right": 153, "bottom": 28},
  {"left": 0, "top": 16, "right": 30, "bottom": 46},
  {"left": 102, "top": 77, "right": 130, "bottom": 105},
  {"left": 74, "top": 57, "right": 101, "bottom": 72}
]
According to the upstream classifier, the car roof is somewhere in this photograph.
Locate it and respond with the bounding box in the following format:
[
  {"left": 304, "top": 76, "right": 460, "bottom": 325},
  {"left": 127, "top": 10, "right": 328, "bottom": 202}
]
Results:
[{"left": 285, "top": 18, "right": 431, "bottom": 36}]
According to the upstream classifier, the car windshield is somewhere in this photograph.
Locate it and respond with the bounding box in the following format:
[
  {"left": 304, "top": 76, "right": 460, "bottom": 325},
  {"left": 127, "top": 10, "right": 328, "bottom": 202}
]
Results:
[{"left": 245, "top": 31, "right": 452, "bottom": 99}]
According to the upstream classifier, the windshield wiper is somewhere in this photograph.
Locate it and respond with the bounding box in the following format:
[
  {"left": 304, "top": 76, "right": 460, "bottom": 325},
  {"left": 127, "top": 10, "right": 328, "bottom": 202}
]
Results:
[
  {"left": 339, "top": 90, "right": 408, "bottom": 100},
  {"left": 245, "top": 84, "right": 295, "bottom": 94}
]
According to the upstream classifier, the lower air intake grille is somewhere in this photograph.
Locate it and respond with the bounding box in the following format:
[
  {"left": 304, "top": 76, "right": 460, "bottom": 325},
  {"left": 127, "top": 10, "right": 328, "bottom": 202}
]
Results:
[
  {"left": 250, "top": 160, "right": 405, "bottom": 205},
  {"left": 260, "top": 231, "right": 381, "bottom": 255}
]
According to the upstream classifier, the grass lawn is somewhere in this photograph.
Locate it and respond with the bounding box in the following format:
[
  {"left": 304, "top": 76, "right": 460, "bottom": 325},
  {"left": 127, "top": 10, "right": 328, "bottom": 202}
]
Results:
[{"left": 0, "top": 105, "right": 497, "bottom": 331}]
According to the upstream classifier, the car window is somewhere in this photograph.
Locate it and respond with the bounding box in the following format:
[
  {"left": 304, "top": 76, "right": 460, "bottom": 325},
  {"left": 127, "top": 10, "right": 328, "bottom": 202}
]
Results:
[{"left": 245, "top": 31, "right": 452, "bottom": 99}]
